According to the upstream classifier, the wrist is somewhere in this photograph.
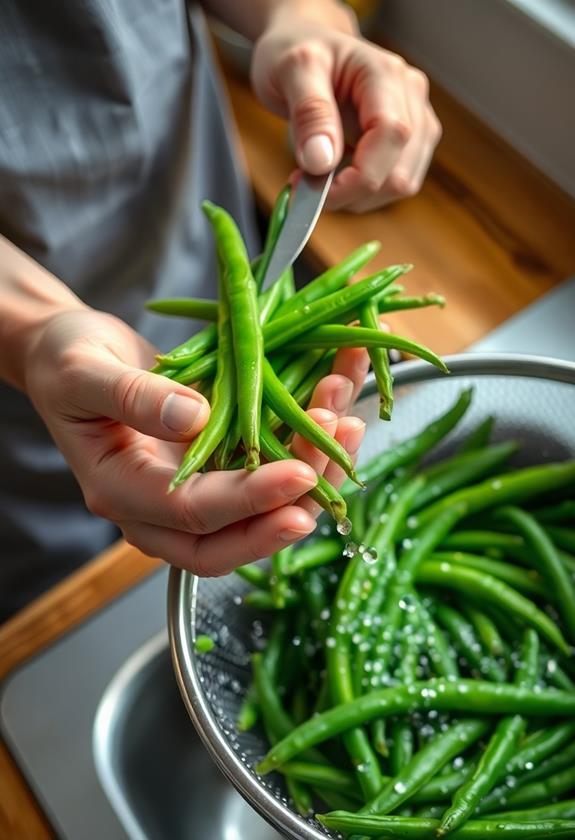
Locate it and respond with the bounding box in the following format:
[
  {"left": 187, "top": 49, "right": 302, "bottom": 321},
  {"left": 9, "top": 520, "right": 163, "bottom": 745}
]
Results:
[{"left": 0, "top": 236, "right": 86, "bottom": 391}]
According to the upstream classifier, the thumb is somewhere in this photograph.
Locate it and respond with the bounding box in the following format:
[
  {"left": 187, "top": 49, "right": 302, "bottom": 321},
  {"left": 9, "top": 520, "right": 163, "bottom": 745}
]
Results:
[
  {"left": 281, "top": 52, "right": 343, "bottom": 175},
  {"left": 70, "top": 358, "right": 210, "bottom": 441}
]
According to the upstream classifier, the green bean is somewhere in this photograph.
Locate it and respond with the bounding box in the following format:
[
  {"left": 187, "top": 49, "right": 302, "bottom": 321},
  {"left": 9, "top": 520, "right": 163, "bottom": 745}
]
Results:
[
  {"left": 317, "top": 812, "right": 575, "bottom": 838},
  {"left": 237, "top": 683, "right": 259, "bottom": 731},
  {"left": 314, "top": 787, "right": 363, "bottom": 813},
  {"left": 413, "top": 462, "right": 575, "bottom": 533},
  {"left": 342, "top": 389, "right": 473, "bottom": 497},
  {"left": 414, "top": 596, "right": 459, "bottom": 679},
  {"left": 194, "top": 634, "right": 215, "bottom": 653},
  {"left": 430, "top": 552, "right": 548, "bottom": 599},
  {"left": 171, "top": 266, "right": 410, "bottom": 384},
  {"left": 433, "top": 603, "right": 506, "bottom": 682},
  {"left": 389, "top": 616, "right": 420, "bottom": 772},
  {"left": 496, "top": 507, "right": 575, "bottom": 643},
  {"left": 243, "top": 589, "right": 300, "bottom": 609},
  {"left": 281, "top": 762, "right": 364, "bottom": 799},
  {"left": 362, "top": 719, "right": 490, "bottom": 818},
  {"left": 203, "top": 201, "right": 263, "bottom": 470},
  {"left": 270, "top": 545, "right": 294, "bottom": 608},
  {"left": 437, "top": 630, "right": 539, "bottom": 836},
  {"left": 145, "top": 297, "right": 218, "bottom": 320},
  {"left": 359, "top": 298, "right": 394, "bottom": 420},
  {"left": 416, "top": 560, "right": 571, "bottom": 656},
  {"left": 545, "top": 525, "right": 575, "bottom": 554},
  {"left": 412, "top": 767, "right": 474, "bottom": 804},
  {"left": 281, "top": 539, "right": 342, "bottom": 576},
  {"left": 489, "top": 801, "right": 575, "bottom": 821},
  {"left": 256, "top": 680, "right": 575, "bottom": 773},
  {"left": 262, "top": 358, "right": 361, "bottom": 484},
  {"left": 377, "top": 292, "right": 446, "bottom": 313},
  {"left": 505, "top": 720, "right": 575, "bottom": 777},
  {"left": 457, "top": 416, "right": 495, "bottom": 454},
  {"left": 213, "top": 408, "right": 241, "bottom": 470},
  {"left": 253, "top": 185, "right": 291, "bottom": 291},
  {"left": 288, "top": 351, "right": 337, "bottom": 415},
  {"left": 411, "top": 443, "right": 519, "bottom": 512},
  {"left": 441, "top": 530, "right": 524, "bottom": 556},
  {"left": 532, "top": 500, "right": 575, "bottom": 525},
  {"left": 272, "top": 240, "right": 381, "bottom": 319},
  {"left": 519, "top": 739, "right": 575, "bottom": 785},
  {"left": 290, "top": 325, "right": 449, "bottom": 373},
  {"left": 461, "top": 603, "right": 506, "bottom": 659},
  {"left": 477, "top": 764, "right": 575, "bottom": 815},
  {"left": 170, "top": 262, "right": 235, "bottom": 489},
  {"left": 234, "top": 563, "right": 270, "bottom": 590},
  {"left": 259, "top": 416, "right": 347, "bottom": 523}
]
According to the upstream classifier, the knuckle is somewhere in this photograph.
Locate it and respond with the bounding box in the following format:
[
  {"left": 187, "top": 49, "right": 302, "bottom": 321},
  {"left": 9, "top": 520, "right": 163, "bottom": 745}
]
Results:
[
  {"left": 384, "top": 116, "right": 412, "bottom": 146},
  {"left": 279, "top": 42, "right": 325, "bottom": 73},
  {"left": 111, "top": 369, "right": 150, "bottom": 418},
  {"left": 382, "top": 53, "right": 406, "bottom": 75},
  {"left": 291, "top": 94, "right": 334, "bottom": 133},
  {"left": 189, "top": 546, "right": 225, "bottom": 578},
  {"left": 180, "top": 492, "right": 211, "bottom": 535},
  {"left": 409, "top": 67, "right": 430, "bottom": 97},
  {"left": 387, "top": 171, "right": 418, "bottom": 198},
  {"left": 430, "top": 113, "right": 443, "bottom": 142}
]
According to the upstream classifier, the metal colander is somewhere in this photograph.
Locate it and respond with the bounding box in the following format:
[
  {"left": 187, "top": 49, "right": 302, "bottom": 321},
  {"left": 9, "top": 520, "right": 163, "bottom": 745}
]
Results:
[{"left": 168, "top": 353, "right": 575, "bottom": 840}]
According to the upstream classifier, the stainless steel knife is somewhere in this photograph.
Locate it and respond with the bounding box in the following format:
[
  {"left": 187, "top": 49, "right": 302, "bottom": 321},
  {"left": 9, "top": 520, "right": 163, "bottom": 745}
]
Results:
[{"left": 259, "top": 170, "right": 334, "bottom": 291}]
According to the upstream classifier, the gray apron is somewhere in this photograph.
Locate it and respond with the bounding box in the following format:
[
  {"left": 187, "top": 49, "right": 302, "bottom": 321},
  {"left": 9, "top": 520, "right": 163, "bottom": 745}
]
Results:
[{"left": 0, "top": 1, "right": 258, "bottom": 618}]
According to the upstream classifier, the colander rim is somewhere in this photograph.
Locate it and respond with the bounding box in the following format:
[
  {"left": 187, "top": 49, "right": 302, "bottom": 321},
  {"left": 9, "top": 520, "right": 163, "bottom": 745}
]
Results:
[{"left": 168, "top": 351, "right": 575, "bottom": 840}]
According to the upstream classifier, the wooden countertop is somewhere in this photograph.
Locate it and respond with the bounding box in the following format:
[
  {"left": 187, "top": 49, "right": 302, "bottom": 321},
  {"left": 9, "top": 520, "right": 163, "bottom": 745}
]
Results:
[{"left": 2, "top": 60, "right": 575, "bottom": 839}]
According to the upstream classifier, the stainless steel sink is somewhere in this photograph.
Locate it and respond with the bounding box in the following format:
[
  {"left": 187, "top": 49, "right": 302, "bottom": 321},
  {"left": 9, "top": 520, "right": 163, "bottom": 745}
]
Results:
[{"left": 93, "top": 632, "right": 282, "bottom": 840}]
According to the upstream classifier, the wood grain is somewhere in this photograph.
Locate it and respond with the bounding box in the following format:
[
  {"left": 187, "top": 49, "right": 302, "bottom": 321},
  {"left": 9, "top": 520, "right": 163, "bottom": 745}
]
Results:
[{"left": 2, "top": 60, "right": 575, "bottom": 839}]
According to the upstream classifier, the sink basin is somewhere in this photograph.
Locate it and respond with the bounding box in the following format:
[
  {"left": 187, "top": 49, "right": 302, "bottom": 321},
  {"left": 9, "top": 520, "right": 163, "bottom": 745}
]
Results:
[{"left": 94, "top": 632, "right": 282, "bottom": 840}]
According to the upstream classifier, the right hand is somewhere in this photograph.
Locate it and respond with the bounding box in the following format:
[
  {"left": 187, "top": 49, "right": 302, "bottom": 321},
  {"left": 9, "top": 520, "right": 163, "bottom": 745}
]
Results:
[{"left": 25, "top": 307, "right": 367, "bottom": 576}]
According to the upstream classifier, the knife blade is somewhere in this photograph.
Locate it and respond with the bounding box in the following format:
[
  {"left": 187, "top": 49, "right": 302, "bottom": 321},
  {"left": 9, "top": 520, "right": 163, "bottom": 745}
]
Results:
[{"left": 260, "top": 170, "right": 334, "bottom": 291}]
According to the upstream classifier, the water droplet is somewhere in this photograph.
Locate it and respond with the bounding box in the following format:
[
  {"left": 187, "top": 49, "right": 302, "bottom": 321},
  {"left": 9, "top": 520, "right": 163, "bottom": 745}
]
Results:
[
  {"left": 326, "top": 636, "right": 336, "bottom": 648},
  {"left": 362, "top": 546, "right": 378, "bottom": 565},
  {"left": 337, "top": 517, "right": 353, "bottom": 536},
  {"left": 524, "top": 761, "right": 534, "bottom": 770},
  {"left": 233, "top": 595, "right": 242, "bottom": 605},
  {"left": 453, "top": 756, "right": 464, "bottom": 769},
  {"left": 406, "top": 516, "right": 418, "bottom": 530},
  {"left": 319, "top": 608, "right": 330, "bottom": 621},
  {"left": 402, "top": 538, "right": 414, "bottom": 550},
  {"left": 292, "top": 636, "right": 302, "bottom": 647},
  {"left": 394, "top": 781, "right": 407, "bottom": 794},
  {"left": 546, "top": 659, "right": 557, "bottom": 674},
  {"left": 491, "top": 479, "right": 503, "bottom": 490}
]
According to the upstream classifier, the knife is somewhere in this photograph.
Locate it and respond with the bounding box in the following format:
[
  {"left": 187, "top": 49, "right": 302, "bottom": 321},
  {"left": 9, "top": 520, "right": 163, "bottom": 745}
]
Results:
[{"left": 259, "top": 170, "right": 334, "bottom": 291}]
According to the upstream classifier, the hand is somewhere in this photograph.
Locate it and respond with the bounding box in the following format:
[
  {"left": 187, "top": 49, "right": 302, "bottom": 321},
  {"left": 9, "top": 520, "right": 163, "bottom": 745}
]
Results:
[
  {"left": 251, "top": 0, "right": 442, "bottom": 212},
  {"left": 25, "top": 307, "right": 368, "bottom": 576}
]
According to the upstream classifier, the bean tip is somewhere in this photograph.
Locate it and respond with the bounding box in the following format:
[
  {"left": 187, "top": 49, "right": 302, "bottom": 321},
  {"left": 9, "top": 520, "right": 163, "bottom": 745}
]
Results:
[{"left": 245, "top": 449, "right": 261, "bottom": 471}]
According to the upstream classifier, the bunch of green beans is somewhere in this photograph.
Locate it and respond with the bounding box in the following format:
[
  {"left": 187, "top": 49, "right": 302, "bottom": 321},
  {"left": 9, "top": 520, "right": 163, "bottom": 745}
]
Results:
[
  {"left": 148, "top": 186, "right": 448, "bottom": 523},
  {"left": 228, "top": 389, "right": 575, "bottom": 837}
]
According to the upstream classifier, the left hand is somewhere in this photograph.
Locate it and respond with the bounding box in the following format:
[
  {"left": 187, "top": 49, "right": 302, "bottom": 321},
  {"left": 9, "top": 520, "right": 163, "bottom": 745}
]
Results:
[{"left": 251, "top": 0, "right": 442, "bottom": 212}]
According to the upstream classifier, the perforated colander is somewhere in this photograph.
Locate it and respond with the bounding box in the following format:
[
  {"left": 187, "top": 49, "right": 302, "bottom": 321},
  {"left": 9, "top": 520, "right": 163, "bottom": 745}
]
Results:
[{"left": 168, "top": 353, "right": 575, "bottom": 840}]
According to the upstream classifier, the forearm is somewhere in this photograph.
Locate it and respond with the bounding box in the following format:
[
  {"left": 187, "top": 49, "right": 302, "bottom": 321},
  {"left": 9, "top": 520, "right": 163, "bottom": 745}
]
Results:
[
  {"left": 0, "top": 235, "right": 85, "bottom": 391},
  {"left": 199, "top": 0, "right": 356, "bottom": 42}
]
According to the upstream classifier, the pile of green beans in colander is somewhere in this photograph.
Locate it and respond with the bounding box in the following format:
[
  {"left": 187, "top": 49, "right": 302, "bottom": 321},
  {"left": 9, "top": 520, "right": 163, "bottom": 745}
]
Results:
[
  {"left": 148, "top": 185, "right": 447, "bottom": 525},
  {"left": 227, "top": 389, "right": 575, "bottom": 839}
]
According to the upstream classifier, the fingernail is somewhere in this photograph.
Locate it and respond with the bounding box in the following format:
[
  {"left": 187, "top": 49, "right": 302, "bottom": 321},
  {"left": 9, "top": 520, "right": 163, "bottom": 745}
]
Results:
[
  {"left": 332, "top": 378, "right": 354, "bottom": 413},
  {"left": 161, "top": 392, "right": 202, "bottom": 434},
  {"left": 344, "top": 419, "right": 366, "bottom": 456},
  {"left": 278, "top": 521, "right": 317, "bottom": 543},
  {"left": 280, "top": 470, "right": 318, "bottom": 499},
  {"left": 301, "top": 134, "right": 334, "bottom": 173}
]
